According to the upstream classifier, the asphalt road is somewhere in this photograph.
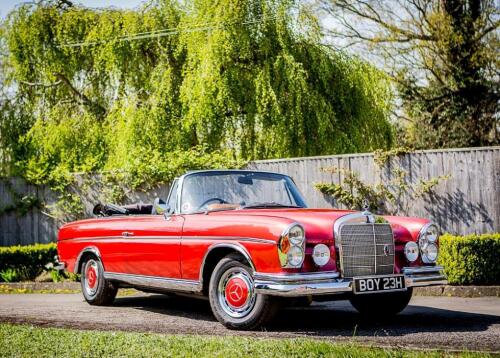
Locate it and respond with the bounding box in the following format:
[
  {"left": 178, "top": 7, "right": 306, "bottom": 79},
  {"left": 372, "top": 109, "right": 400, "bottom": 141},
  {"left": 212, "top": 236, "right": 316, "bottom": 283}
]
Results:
[{"left": 0, "top": 292, "right": 499, "bottom": 352}]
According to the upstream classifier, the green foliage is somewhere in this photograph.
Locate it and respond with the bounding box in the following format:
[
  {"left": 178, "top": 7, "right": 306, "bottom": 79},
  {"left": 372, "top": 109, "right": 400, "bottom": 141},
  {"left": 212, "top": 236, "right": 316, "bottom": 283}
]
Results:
[
  {"left": 373, "top": 147, "right": 413, "bottom": 167},
  {"left": 0, "top": 243, "right": 57, "bottom": 282},
  {"left": 0, "top": 0, "right": 394, "bottom": 195},
  {"left": 50, "top": 269, "right": 68, "bottom": 283},
  {"left": 315, "top": 168, "right": 384, "bottom": 212},
  {"left": 322, "top": 0, "right": 499, "bottom": 149},
  {"left": 0, "top": 193, "right": 41, "bottom": 217},
  {"left": 315, "top": 149, "right": 449, "bottom": 214},
  {"left": 438, "top": 233, "right": 500, "bottom": 285},
  {"left": 0, "top": 268, "right": 22, "bottom": 282}
]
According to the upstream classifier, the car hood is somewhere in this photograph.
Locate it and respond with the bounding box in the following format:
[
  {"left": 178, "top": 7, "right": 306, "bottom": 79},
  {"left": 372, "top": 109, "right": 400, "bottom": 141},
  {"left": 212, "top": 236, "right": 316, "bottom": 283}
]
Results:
[{"left": 210, "top": 208, "right": 428, "bottom": 244}]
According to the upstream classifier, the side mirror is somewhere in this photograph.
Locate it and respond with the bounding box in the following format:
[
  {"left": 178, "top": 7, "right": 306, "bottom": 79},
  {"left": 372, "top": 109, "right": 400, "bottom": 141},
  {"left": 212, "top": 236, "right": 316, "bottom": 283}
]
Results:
[{"left": 152, "top": 198, "right": 170, "bottom": 215}]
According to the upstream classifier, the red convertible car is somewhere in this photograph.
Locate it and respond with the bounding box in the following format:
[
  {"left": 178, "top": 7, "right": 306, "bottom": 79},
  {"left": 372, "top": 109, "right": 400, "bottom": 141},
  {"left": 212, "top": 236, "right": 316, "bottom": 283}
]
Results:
[{"left": 57, "top": 170, "right": 446, "bottom": 329}]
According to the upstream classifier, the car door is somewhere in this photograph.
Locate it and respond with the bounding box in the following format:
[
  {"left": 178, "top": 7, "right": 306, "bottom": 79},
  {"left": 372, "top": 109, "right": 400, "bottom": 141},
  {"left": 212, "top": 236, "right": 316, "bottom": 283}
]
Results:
[
  {"left": 101, "top": 181, "right": 184, "bottom": 279},
  {"left": 109, "top": 215, "right": 184, "bottom": 278}
]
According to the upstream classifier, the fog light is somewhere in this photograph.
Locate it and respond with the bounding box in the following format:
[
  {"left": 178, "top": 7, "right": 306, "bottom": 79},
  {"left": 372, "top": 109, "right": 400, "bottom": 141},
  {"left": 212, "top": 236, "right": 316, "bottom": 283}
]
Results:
[
  {"left": 404, "top": 241, "right": 419, "bottom": 262},
  {"left": 312, "top": 244, "right": 330, "bottom": 266}
]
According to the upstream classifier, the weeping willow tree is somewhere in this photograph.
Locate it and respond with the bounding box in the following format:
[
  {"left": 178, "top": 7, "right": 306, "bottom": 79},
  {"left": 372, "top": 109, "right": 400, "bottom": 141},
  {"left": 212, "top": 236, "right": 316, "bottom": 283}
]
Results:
[{"left": 0, "top": 0, "right": 393, "bottom": 187}]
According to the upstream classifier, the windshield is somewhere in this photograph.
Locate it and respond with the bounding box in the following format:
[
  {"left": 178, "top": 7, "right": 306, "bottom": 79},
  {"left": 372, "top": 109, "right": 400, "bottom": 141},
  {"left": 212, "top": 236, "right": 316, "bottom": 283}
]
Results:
[{"left": 180, "top": 171, "right": 307, "bottom": 214}]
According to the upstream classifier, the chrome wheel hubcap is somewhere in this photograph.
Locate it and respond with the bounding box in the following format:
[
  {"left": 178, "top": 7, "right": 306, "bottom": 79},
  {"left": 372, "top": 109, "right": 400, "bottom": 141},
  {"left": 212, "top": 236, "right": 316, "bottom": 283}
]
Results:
[
  {"left": 218, "top": 267, "right": 255, "bottom": 319},
  {"left": 84, "top": 259, "right": 99, "bottom": 297}
]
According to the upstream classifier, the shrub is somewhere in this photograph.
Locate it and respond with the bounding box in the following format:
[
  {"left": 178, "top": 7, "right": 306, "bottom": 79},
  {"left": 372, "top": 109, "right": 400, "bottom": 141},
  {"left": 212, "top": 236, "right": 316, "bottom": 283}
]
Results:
[
  {"left": 0, "top": 243, "right": 57, "bottom": 282},
  {"left": 0, "top": 268, "right": 23, "bottom": 282},
  {"left": 438, "top": 233, "right": 500, "bottom": 285}
]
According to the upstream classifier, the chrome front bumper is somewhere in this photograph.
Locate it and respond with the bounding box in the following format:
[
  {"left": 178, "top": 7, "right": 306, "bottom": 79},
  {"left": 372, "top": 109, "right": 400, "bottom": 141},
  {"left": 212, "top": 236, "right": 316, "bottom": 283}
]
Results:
[{"left": 254, "top": 266, "right": 447, "bottom": 297}]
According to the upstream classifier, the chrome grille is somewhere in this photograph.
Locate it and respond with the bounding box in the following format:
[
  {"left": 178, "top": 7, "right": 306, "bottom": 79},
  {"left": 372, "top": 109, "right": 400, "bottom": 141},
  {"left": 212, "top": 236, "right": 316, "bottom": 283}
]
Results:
[{"left": 338, "top": 223, "right": 394, "bottom": 278}]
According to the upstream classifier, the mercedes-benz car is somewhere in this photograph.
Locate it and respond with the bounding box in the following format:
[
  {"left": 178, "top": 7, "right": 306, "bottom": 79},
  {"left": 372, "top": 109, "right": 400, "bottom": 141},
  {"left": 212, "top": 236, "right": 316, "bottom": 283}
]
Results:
[{"left": 57, "top": 170, "right": 446, "bottom": 329}]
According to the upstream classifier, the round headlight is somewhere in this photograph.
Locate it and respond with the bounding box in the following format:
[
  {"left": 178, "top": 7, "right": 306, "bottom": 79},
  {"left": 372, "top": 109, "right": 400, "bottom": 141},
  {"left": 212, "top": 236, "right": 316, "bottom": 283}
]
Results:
[
  {"left": 287, "top": 246, "right": 304, "bottom": 267},
  {"left": 404, "top": 241, "right": 419, "bottom": 262},
  {"left": 312, "top": 244, "right": 330, "bottom": 266},
  {"left": 288, "top": 225, "right": 305, "bottom": 245},
  {"left": 420, "top": 223, "right": 439, "bottom": 243},
  {"left": 421, "top": 242, "right": 438, "bottom": 263}
]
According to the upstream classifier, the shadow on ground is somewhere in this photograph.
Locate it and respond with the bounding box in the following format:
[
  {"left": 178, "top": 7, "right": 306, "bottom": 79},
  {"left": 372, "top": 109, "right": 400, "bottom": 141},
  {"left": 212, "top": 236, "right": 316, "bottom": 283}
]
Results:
[{"left": 114, "top": 294, "right": 500, "bottom": 337}]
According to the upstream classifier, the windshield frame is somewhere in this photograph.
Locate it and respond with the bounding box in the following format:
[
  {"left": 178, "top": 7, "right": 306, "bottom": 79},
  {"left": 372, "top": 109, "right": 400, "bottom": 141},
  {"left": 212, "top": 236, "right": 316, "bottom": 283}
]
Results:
[{"left": 171, "top": 170, "right": 307, "bottom": 214}]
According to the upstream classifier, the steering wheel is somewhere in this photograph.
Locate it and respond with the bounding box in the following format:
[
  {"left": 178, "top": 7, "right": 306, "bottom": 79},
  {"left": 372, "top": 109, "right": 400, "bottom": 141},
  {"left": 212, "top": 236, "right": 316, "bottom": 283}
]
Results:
[{"left": 197, "top": 197, "right": 227, "bottom": 211}]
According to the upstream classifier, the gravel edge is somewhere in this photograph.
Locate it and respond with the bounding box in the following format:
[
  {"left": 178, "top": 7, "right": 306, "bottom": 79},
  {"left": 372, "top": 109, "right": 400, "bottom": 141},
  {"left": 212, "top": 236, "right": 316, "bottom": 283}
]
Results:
[{"left": 1, "top": 282, "right": 499, "bottom": 297}]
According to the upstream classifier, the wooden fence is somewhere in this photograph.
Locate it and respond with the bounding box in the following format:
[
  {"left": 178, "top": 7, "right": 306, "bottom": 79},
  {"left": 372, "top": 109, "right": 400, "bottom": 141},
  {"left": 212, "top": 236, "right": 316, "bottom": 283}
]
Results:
[{"left": 1, "top": 146, "right": 498, "bottom": 246}]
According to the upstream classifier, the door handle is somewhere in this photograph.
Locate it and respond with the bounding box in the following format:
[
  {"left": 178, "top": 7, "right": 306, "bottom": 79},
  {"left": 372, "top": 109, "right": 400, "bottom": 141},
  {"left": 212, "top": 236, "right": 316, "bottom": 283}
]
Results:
[{"left": 121, "top": 231, "right": 134, "bottom": 237}]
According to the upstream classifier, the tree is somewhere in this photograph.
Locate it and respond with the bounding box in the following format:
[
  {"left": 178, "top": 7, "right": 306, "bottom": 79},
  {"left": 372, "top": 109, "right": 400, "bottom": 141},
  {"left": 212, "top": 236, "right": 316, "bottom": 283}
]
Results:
[
  {"left": 321, "top": 0, "right": 499, "bottom": 148},
  {"left": 0, "top": 0, "right": 394, "bottom": 186}
]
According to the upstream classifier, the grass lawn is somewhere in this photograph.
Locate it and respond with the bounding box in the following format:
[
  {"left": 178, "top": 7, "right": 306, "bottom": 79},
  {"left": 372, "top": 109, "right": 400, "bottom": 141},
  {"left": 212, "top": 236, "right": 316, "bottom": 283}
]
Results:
[{"left": 0, "top": 323, "right": 493, "bottom": 357}]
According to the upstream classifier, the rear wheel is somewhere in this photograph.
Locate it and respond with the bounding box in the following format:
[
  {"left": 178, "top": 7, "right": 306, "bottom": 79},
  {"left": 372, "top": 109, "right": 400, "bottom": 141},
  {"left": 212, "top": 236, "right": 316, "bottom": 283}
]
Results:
[
  {"left": 208, "top": 254, "right": 279, "bottom": 330},
  {"left": 81, "top": 256, "right": 117, "bottom": 305},
  {"left": 350, "top": 288, "right": 413, "bottom": 317}
]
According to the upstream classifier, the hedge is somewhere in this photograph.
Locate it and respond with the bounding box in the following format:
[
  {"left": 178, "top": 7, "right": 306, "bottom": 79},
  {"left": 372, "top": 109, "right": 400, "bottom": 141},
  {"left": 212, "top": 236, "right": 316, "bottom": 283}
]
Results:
[
  {"left": 438, "top": 233, "right": 500, "bottom": 285},
  {"left": 0, "top": 243, "right": 57, "bottom": 282}
]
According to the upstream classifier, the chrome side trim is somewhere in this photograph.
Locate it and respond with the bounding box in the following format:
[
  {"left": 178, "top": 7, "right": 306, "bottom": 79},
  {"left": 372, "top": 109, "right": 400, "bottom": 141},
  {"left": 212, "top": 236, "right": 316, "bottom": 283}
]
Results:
[
  {"left": 199, "top": 243, "right": 256, "bottom": 287},
  {"left": 72, "top": 236, "right": 180, "bottom": 241},
  {"left": 104, "top": 272, "right": 202, "bottom": 293},
  {"left": 183, "top": 236, "right": 275, "bottom": 245},
  {"left": 70, "top": 235, "right": 275, "bottom": 245},
  {"left": 74, "top": 246, "right": 102, "bottom": 274}
]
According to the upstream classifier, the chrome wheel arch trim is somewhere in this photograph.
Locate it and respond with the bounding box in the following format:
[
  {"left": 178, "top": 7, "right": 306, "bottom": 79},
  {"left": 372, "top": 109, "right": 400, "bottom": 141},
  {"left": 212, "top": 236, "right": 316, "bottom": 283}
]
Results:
[
  {"left": 74, "top": 246, "right": 102, "bottom": 274},
  {"left": 199, "top": 243, "right": 256, "bottom": 287}
]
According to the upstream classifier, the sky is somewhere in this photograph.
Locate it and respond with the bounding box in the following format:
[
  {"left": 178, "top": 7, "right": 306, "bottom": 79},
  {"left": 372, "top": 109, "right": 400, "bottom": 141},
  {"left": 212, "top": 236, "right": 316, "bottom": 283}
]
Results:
[{"left": 0, "top": 0, "right": 145, "bottom": 18}]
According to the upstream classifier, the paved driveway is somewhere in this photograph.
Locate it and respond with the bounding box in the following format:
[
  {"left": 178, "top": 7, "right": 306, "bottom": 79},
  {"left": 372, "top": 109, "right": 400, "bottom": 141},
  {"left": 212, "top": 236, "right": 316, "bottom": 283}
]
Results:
[{"left": 0, "top": 293, "right": 499, "bottom": 352}]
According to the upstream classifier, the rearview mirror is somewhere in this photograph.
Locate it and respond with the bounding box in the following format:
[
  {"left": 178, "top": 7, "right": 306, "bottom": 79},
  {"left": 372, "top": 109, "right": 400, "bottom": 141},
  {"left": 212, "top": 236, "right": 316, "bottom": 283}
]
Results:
[{"left": 237, "top": 175, "right": 253, "bottom": 185}]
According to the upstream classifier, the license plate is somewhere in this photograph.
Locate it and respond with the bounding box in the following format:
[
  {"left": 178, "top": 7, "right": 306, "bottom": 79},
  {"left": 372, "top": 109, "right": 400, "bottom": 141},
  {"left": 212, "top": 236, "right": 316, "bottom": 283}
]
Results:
[{"left": 353, "top": 275, "right": 406, "bottom": 294}]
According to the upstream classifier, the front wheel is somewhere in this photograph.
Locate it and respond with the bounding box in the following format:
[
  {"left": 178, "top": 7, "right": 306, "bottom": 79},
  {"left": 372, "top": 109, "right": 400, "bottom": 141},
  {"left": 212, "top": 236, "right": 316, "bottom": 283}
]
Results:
[
  {"left": 81, "top": 256, "right": 117, "bottom": 305},
  {"left": 208, "top": 254, "right": 279, "bottom": 330},
  {"left": 350, "top": 288, "right": 413, "bottom": 317}
]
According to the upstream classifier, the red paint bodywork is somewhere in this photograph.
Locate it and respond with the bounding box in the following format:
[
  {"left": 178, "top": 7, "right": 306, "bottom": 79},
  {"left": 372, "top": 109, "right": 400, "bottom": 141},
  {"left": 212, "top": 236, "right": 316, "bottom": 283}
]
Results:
[{"left": 57, "top": 208, "right": 431, "bottom": 281}]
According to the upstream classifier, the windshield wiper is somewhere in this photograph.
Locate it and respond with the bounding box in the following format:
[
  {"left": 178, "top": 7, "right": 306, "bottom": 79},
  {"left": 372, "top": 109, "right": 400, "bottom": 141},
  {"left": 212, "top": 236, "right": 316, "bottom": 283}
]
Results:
[{"left": 241, "top": 202, "right": 301, "bottom": 209}]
